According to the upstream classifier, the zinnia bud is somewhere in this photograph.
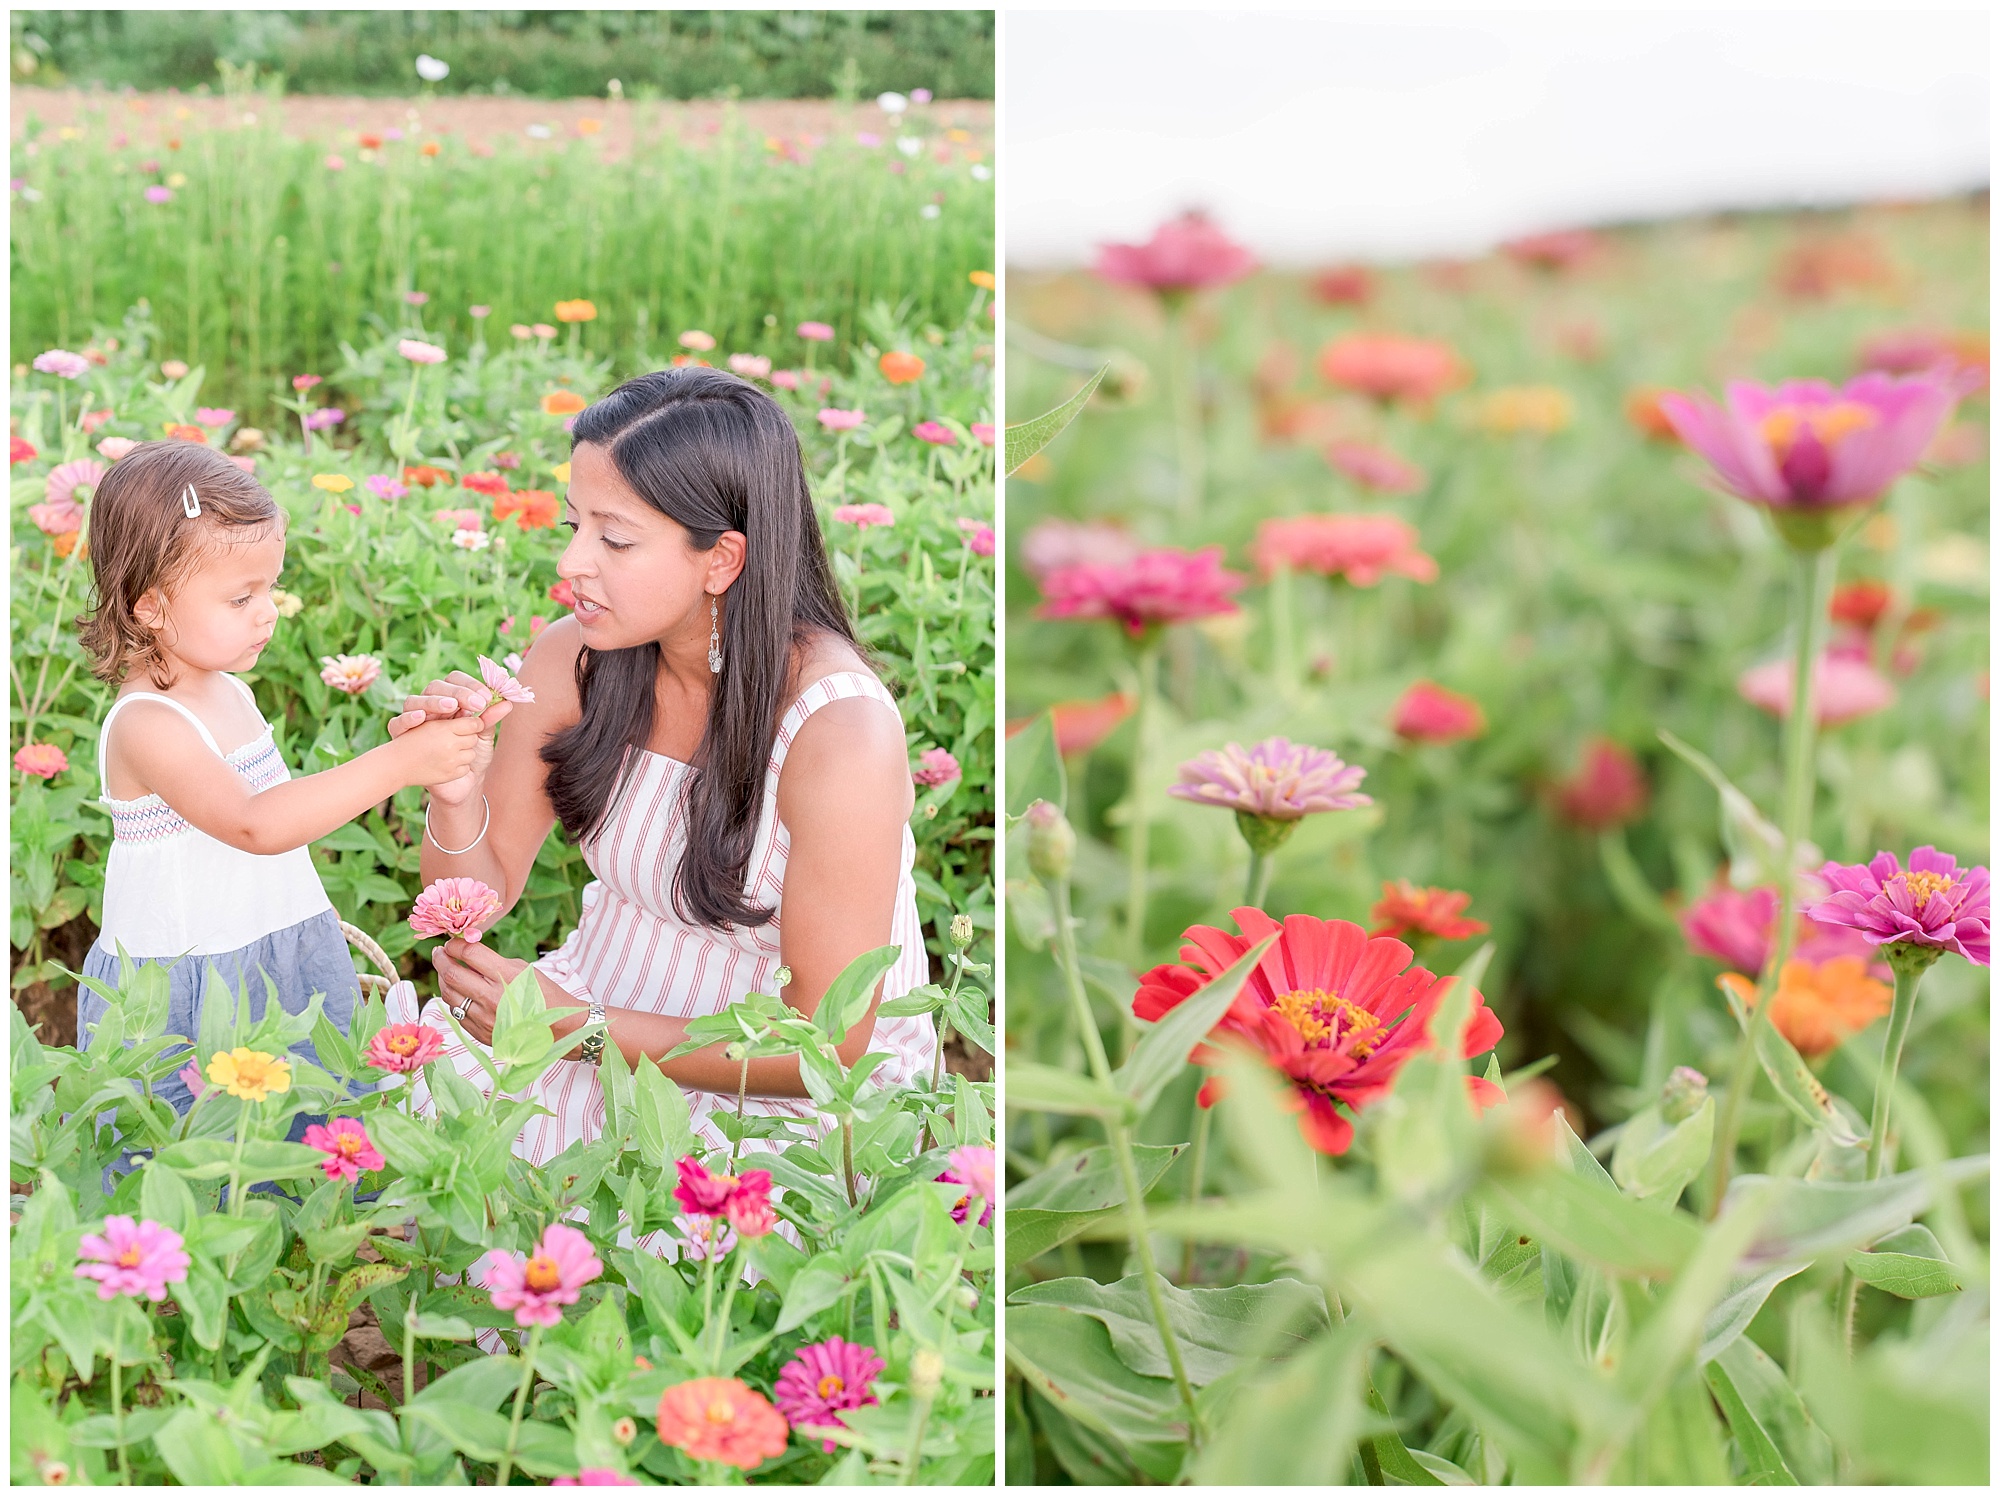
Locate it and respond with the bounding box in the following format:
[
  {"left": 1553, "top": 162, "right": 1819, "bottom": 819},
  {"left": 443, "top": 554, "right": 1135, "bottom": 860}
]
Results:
[
  {"left": 1024, "top": 800, "right": 1075, "bottom": 884},
  {"left": 910, "top": 1348, "right": 945, "bottom": 1399},
  {"left": 1660, "top": 1066, "right": 1709, "bottom": 1123}
]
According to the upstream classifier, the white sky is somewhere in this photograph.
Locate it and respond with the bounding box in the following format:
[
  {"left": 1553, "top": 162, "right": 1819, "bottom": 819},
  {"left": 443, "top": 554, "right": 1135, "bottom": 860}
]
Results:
[{"left": 1004, "top": 8, "right": 1991, "bottom": 266}]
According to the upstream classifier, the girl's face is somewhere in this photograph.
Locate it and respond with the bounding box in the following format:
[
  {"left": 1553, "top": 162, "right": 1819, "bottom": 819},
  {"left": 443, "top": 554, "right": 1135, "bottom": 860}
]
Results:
[
  {"left": 140, "top": 528, "right": 287, "bottom": 676},
  {"left": 555, "top": 442, "right": 745, "bottom": 653}
]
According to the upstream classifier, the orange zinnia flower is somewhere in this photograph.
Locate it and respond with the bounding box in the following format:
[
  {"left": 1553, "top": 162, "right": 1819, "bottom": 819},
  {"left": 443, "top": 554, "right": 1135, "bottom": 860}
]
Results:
[
  {"left": 403, "top": 464, "right": 450, "bottom": 488},
  {"left": 657, "top": 1378, "right": 789, "bottom": 1470},
  {"left": 165, "top": 424, "right": 206, "bottom": 444},
  {"left": 1624, "top": 386, "right": 1680, "bottom": 442},
  {"left": 1004, "top": 693, "right": 1135, "bottom": 758},
  {"left": 1718, "top": 957, "right": 1892, "bottom": 1058},
  {"left": 879, "top": 351, "right": 926, "bottom": 385},
  {"left": 1318, "top": 333, "right": 1468, "bottom": 406},
  {"left": 495, "top": 488, "right": 559, "bottom": 529},
  {"left": 461, "top": 471, "right": 510, "bottom": 497},
  {"left": 1369, "top": 880, "right": 1490, "bottom": 942},
  {"left": 555, "top": 299, "right": 598, "bottom": 323},
  {"left": 540, "top": 390, "right": 588, "bottom": 415}
]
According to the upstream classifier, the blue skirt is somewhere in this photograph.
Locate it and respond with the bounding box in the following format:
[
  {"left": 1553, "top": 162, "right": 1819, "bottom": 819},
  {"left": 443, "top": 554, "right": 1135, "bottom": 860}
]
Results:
[{"left": 79, "top": 907, "right": 361, "bottom": 1115}]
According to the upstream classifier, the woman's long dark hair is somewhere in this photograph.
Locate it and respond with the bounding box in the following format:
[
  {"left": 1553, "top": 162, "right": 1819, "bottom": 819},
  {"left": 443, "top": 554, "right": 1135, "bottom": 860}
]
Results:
[{"left": 540, "top": 367, "right": 856, "bottom": 929}]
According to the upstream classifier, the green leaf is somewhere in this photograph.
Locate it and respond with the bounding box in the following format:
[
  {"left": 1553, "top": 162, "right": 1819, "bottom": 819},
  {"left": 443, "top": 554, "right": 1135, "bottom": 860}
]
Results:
[
  {"left": 814, "top": 945, "right": 902, "bottom": 1044},
  {"left": 151, "top": 1407, "right": 246, "bottom": 1484},
  {"left": 1610, "top": 1098, "right": 1714, "bottom": 1204},
  {"left": 1482, "top": 1164, "right": 1701, "bottom": 1279},
  {"left": 1005, "top": 1143, "right": 1183, "bottom": 1268},
  {"left": 1112, "top": 934, "right": 1277, "bottom": 1118},
  {"left": 1748, "top": 1014, "right": 1862, "bottom": 1145},
  {"left": 1008, "top": 1273, "right": 1329, "bottom": 1385},
  {"left": 1003, "top": 1303, "right": 1189, "bottom": 1482},
  {"left": 139, "top": 1157, "right": 198, "bottom": 1234},
  {"left": 1698, "top": 1264, "right": 1806, "bottom": 1365},
  {"left": 1003, "top": 711, "right": 1067, "bottom": 817},
  {"left": 1733, "top": 1157, "right": 1988, "bottom": 1266},
  {"left": 1004, "top": 364, "right": 1107, "bottom": 477},
  {"left": 631, "top": 1057, "right": 698, "bottom": 1170},
  {"left": 1704, "top": 1350, "right": 1800, "bottom": 1484},
  {"left": 1190, "top": 1320, "right": 1370, "bottom": 1485},
  {"left": 411, "top": 1351, "right": 523, "bottom": 1411},
  {"left": 1844, "top": 1249, "right": 1963, "bottom": 1298},
  {"left": 1711, "top": 1335, "right": 1833, "bottom": 1484},
  {"left": 1657, "top": 729, "right": 1819, "bottom": 887},
  {"left": 1003, "top": 1061, "right": 1135, "bottom": 1122},
  {"left": 774, "top": 1254, "right": 857, "bottom": 1334}
]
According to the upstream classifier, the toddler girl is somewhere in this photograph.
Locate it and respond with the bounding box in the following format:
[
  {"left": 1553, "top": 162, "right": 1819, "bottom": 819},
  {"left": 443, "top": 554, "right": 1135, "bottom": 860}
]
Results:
[{"left": 76, "top": 441, "right": 485, "bottom": 1111}]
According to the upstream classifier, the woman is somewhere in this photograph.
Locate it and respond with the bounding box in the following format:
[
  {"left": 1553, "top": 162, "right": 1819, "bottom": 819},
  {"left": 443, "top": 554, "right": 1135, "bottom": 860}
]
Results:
[{"left": 385, "top": 367, "right": 935, "bottom": 1192}]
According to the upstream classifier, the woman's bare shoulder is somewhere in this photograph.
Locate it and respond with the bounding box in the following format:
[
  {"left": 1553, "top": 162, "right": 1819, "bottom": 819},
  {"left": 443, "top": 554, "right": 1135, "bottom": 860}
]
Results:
[{"left": 516, "top": 614, "right": 586, "bottom": 720}]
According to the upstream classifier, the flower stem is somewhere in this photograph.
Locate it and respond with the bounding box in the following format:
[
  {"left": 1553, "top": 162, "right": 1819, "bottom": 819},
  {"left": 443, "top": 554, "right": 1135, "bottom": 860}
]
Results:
[
  {"left": 401, "top": 1290, "right": 419, "bottom": 1482},
  {"left": 1164, "top": 298, "right": 1204, "bottom": 520},
  {"left": 1708, "top": 545, "right": 1835, "bottom": 1212},
  {"left": 1270, "top": 562, "right": 1297, "bottom": 695},
  {"left": 842, "top": 1115, "right": 860, "bottom": 1208},
  {"left": 1125, "top": 642, "right": 1162, "bottom": 968},
  {"left": 1179, "top": 1097, "right": 1212, "bottom": 1283},
  {"left": 495, "top": 1321, "right": 543, "bottom": 1488},
  {"left": 1051, "top": 873, "right": 1201, "bottom": 1445},
  {"left": 710, "top": 1250, "right": 743, "bottom": 1374},
  {"left": 398, "top": 365, "right": 422, "bottom": 460},
  {"left": 1837, "top": 956, "right": 1929, "bottom": 1352},
  {"left": 1245, "top": 848, "right": 1273, "bottom": 909},
  {"left": 111, "top": 1313, "right": 130, "bottom": 1485},
  {"left": 226, "top": 1097, "right": 251, "bottom": 1218},
  {"left": 900, "top": 1380, "right": 936, "bottom": 1484}
]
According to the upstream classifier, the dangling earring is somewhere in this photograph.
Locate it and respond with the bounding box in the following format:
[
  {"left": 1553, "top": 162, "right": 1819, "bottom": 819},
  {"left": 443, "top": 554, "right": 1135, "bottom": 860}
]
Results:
[{"left": 707, "top": 594, "right": 722, "bottom": 674}]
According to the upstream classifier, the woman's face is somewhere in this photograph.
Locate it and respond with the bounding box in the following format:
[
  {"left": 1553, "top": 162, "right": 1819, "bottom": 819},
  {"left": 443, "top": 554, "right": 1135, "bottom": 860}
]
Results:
[{"left": 555, "top": 441, "right": 742, "bottom": 652}]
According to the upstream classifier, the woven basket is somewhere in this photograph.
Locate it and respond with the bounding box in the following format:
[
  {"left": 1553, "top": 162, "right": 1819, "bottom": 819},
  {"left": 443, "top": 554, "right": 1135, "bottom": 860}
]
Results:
[{"left": 339, "top": 921, "right": 399, "bottom": 1000}]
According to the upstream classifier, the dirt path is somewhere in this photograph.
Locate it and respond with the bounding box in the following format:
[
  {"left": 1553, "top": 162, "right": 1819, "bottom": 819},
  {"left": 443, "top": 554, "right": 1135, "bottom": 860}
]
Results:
[{"left": 10, "top": 88, "right": 990, "bottom": 153}]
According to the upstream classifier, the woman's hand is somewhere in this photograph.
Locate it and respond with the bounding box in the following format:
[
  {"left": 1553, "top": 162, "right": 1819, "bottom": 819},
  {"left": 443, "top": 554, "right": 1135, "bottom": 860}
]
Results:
[
  {"left": 389, "top": 672, "right": 510, "bottom": 807},
  {"left": 431, "top": 937, "right": 547, "bottom": 1046}
]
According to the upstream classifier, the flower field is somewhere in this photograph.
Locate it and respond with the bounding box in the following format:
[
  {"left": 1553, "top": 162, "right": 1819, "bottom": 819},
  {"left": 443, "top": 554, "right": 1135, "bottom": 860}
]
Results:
[
  {"left": 1002, "top": 200, "right": 1987, "bottom": 1484},
  {"left": 10, "top": 84, "right": 996, "bottom": 1480}
]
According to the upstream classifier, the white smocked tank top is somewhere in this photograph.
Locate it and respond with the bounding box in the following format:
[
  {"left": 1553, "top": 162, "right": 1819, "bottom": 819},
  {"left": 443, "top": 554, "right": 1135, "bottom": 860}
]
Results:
[{"left": 96, "top": 673, "right": 334, "bottom": 958}]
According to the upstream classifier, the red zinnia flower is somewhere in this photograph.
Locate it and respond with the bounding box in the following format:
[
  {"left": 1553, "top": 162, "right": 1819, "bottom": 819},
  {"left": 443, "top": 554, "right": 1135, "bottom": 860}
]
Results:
[
  {"left": 495, "top": 488, "right": 559, "bottom": 529},
  {"left": 1554, "top": 738, "right": 1648, "bottom": 830},
  {"left": 461, "top": 471, "right": 510, "bottom": 497},
  {"left": 1391, "top": 681, "right": 1485, "bottom": 742},
  {"left": 1134, "top": 909, "right": 1504, "bottom": 1155},
  {"left": 1369, "top": 881, "right": 1490, "bottom": 943},
  {"left": 1829, "top": 578, "right": 1892, "bottom": 632},
  {"left": 1249, "top": 514, "right": 1436, "bottom": 587}
]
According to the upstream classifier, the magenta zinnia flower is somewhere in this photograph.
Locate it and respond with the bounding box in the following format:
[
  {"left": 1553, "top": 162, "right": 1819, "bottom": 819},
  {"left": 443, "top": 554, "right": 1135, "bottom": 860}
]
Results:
[
  {"left": 913, "top": 747, "right": 961, "bottom": 786},
  {"left": 1095, "top": 212, "right": 1256, "bottom": 295},
  {"left": 365, "top": 1022, "right": 447, "bottom": 1072},
  {"left": 1036, "top": 546, "right": 1245, "bottom": 638},
  {"left": 939, "top": 1144, "right": 995, "bottom": 1226},
  {"left": 366, "top": 475, "right": 408, "bottom": 500},
  {"left": 75, "top": 1216, "right": 190, "bottom": 1301},
  {"left": 773, "top": 1337, "right": 885, "bottom": 1450},
  {"left": 409, "top": 878, "right": 504, "bottom": 942},
  {"left": 1680, "top": 882, "right": 1881, "bottom": 976},
  {"left": 553, "top": 1472, "right": 640, "bottom": 1486},
  {"left": 1169, "top": 737, "right": 1370, "bottom": 820},
  {"left": 303, "top": 407, "right": 346, "bottom": 431},
  {"left": 1391, "top": 682, "right": 1486, "bottom": 743},
  {"left": 1737, "top": 648, "right": 1894, "bottom": 727},
  {"left": 672, "top": 1157, "right": 777, "bottom": 1238},
  {"left": 1657, "top": 373, "right": 1960, "bottom": 513},
  {"left": 195, "top": 407, "right": 235, "bottom": 428},
  {"left": 913, "top": 420, "right": 957, "bottom": 446},
  {"left": 304, "top": 1116, "right": 385, "bottom": 1184},
  {"left": 482, "top": 1223, "right": 602, "bottom": 1328},
  {"left": 1806, "top": 848, "right": 1990, "bottom": 966},
  {"left": 957, "top": 517, "right": 996, "bottom": 556}
]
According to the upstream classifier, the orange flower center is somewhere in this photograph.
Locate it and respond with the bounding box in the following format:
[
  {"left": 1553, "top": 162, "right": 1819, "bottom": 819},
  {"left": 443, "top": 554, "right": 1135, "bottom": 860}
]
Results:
[
  {"left": 1758, "top": 401, "right": 1877, "bottom": 458},
  {"left": 1271, "top": 988, "right": 1384, "bottom": 1055},
  {"left": 337, "top": 1133, "right": 365, "bottom": 1157},
  {"left": 388, "top": 1033, "right": 418, "bottom": 1055},
  {"left": 523, "top": 1255, "right": 562, "bottom": 1292},
  {"left": 705, "top": 1398, "right": 738, "bottom": 1426},
  {"left": 1899, "top": 870, "right": 1954, "bottom": 912},
  {"left": 816, "top": 1374, "right": 846, "bottom": 1400},
  {"left": 116, "top": 1246, "right": 143, "bottom": 1268}
]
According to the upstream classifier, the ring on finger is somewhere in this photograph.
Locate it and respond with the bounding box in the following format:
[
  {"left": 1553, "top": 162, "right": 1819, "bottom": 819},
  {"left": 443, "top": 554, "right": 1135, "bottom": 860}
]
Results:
[{"left": 450, "top": 999, "right": 471, "bottom": 1021}]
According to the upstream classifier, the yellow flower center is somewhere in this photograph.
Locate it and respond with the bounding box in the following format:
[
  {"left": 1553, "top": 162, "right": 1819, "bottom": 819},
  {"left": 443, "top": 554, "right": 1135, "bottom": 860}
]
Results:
[
  {"left": 1758, "top": 401, "right": 1877, "bottom": 458},
  {"left": 388, "top": 1033, "right": 419, "bottom": 1055},
  {"left": 705, "top": 1398, "right": 738, "bottom": 1426},
  {"left": 523, "top": 1254, "right": 562, "bottom": 1292},
  {"left": 116, "top": 1246, "right": 143, "bottom": 1268},
  {"left": 1271, "top": 989, "right": 1384, "bottom": 1055},
  {"left": 817, "top": 1374, "right": 846, "bottom": 1400},
  {"left": 337, "top": 1133, "right": 365, "bottom": 1157},
  {"left": 1899, "top": 870, "right": 1955, "bottom": 912}
]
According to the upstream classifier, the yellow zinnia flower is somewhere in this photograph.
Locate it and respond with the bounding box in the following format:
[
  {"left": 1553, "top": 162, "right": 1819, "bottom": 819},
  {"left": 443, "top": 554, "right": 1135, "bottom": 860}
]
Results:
[
  {"left": 206, "top": 1047, "right": 292, "bottom": 1102},
  {"left": 1472, "top": 385, "right": 1575, "bottom": 436},
  {"left": 554, "top": 299, "right": 598, "bottom": 323},
  {"left": 552, "top": 461, "right": 572, "bottom": 484},
  {"left": 312, "top": 473, "right": 354, "bottom": 493},
  {"left": 969, "top": 270, "right": 996, "bottom": 289},
  {"left": 270, "top": 588, "right": 304, "bottom": 618}
]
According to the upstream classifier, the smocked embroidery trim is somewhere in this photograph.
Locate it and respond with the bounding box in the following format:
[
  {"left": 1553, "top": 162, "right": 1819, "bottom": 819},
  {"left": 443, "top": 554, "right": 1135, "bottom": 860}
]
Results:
[{"left": 104, "top": 731, "right": 284, "bottom": 842}]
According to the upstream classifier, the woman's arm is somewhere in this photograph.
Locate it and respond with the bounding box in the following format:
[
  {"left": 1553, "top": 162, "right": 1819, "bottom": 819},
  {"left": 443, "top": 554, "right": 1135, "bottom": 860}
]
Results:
[{"left": 433, "top": 691, "right": 915, "bottom": 1096}]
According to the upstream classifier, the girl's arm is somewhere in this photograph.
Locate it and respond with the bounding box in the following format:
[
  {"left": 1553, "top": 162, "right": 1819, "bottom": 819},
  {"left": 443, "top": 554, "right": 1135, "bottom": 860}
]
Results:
[
  {"left": 401, "top": 619, "right": 579, "bottom": 916},
  {"left": 436, "top": 693, "right": 914, "bottom": 1096},
  {"left": 116, "top": 701, "right": 489, "bottom": 857}
]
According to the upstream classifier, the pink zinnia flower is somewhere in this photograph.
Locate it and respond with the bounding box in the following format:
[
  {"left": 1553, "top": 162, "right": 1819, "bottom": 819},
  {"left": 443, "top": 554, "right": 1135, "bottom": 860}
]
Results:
[
  {"left": 477, "top": 654, "right": 537, "bottom": 706},
  {"left": 366, "top": 475, "right": 408, "bottom": 500},
  {"left": 677, "top": 1213, "right": 739, "bottom": 1262},
  {"left": 833, "top": 502, "right": 894, "bottom": 528},
  {"left": 1036, "top": 546, "right": 1245, "bottom": 638},
  {"left": 409, "top": 878, "right": 504, "bottom": 942},
  {"left": 771, "top": 370, "right": 803, "bottom": 391},
  {"left": 98, "top": 437, "right": 138, "bottom": 462},
  {"left": 75, "top": 1216, "right": 190, "bottom": 1302},
  {"left": 1807, "top": 848, "right": 1990, "bottom": 967},
  {"left": 941, "top": 1145, "right": 995, "bottom": 1226},
  {"left": 304, "top": 1116, "right": 385, "bottom": 1184},
  {"left": 1657, "top": 373, "right": 1962, "bottom": 512},
  {"left": 818, "top": 407, "right": 865, "bottom": 431},
  {"left": 678, "top": 330, "right": 717, "bottom": 352},
  {"left": 1169, "top": 737, "right": 1370, "bottom": 820},
  {"left": 177, "top": 1060, "right": 208, "bottom": 1099},
  {"left": 1319, "top": 334, "right": 1468, "bottom": 406},
  {"left": 1095, "top": 212, "right": 1256, "bottom": 295},
  {"left": 405, "top": 290, "right": 429, "bottom": 306},
  {"left": 552, "top": 1472, "right": 639, "bottom": 1486},
  {"left": 319, "top": 654, "right": 383, "bottom": 695},
  {"left": 1019, "top": 518, "right": 1141, "bottom": 582},
  {"left": 365, "top": 1022, "right": 447, "bottom": 1072},
  {"left": 773, "top": 1338, "right": 885, "bottom": 1450},
  {"left": 293, "top": 374, "right": 324, "bottom": 392},
  {"left": 27, "top": 496, "right": 83, "bottom": 539},
  {"left": 398, "top": 339, "right": 447, "bottom": 365},
  {"left": 482, "top": 1223, "right": 602, "bottom": 1328},
  {"left": 1392, "top": 682, "right": 1485, "bottom": 743},
  {"left": 550, "top": 579, "right": 577, "bottom": 609},
  {"left": 1857, "top": 327, "right": 1988, "bottom": 390},
  {"left": 144, "top": 186, "right": 174, "bottom": 204},
  {"left": 913, "top": 747, "right": 961, "bottom": 786},
  {"left": 1326, "top": 441, "right": 1426, "bottom": 494},
  {"left": 1738, "top": 648, "right": 1894, "bottom": 726},
  {"left": 1249, "top": 514, "right": 1437, "bottom": 586},
  {"left": 1680, "top": 883, "right": 1879, "bottom": 976},
  {"left": 79, "top": 408, "right": 114, "bottom": 434},
  {"left": 970, "top": 422, "right": 996, "bottom": 447},
  {"left": 195, "top": 407, "right": 234, "bottom": 428},
  {"left": 33, "top": 350, "right": 91, "bottom": 381},
  {"left": 913, "top": 420, "right": 957, "bottom": 446},
  {"left": 45, "top": 459, "right": 106, "bottom": 509},
  {"left": 303, "top": 407, "right": 346, "bottom": 431},
  {"left": 727, "top": 353, "right": 772, "bottom": 380},
  {"left": 672, "top": 1157, "right": 776, "bottom": 1238},
  {"left": 11, "top": 436, "right": 37, "bottom": 464},
  {"left": 433, "top": 508, "right": 485, "bottom": 531},
  {"left": 797, "top": 321, "right": 836, "bottom": 342},
  {"left": 1554, "top": 738, "right": 1648, "bottom": 830},
  {"left": 14, "top": 744, "right": 68, "bottom": 779},
  {"left": 957, "top": 517, "right": 996, "bottom": 556}
]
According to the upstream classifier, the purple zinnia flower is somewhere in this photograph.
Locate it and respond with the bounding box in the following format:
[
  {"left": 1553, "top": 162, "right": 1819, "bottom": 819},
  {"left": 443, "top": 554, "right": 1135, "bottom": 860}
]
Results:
[
  {"left": 1168, "top": 737, "right": 1370, "bottom": 820},
  {"left": 913, "top": 747, "right": 961, "bottom": 786},
  {"left": 366, "top": 474, "right": 408, "bottom": 500},
  {"left": 1657, "top": 372, "right": 1963, "bottom": 513},
  {"left": 304, "top": 407, "right": 346, "bottom": 431},
  {"left": 772, "top": 1337, "right": 885, "bottom": 1450},
  {"left": 1806, "top": 847, "right": 1990, "bottom": 967},
  {"left": 144, "top": 185, "right": 173, "bottom": 205}
]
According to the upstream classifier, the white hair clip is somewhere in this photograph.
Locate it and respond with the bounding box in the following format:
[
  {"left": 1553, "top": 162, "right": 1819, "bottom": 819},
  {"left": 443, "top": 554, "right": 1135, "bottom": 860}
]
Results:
[{"left": 182, "top": 483, "right": 201, "bottom": 518}]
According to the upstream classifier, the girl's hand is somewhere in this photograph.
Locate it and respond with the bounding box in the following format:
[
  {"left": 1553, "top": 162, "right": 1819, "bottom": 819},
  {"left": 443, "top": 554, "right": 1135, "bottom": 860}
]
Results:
[
  {"left": 431, "top": 937, "right": 531, "bottom": 1046},
  {"left": 388, "top": 672, "right": 511, "bottom": 806},
  {"left": 390, "top": 715, "right": 485, "bottom": 790}
]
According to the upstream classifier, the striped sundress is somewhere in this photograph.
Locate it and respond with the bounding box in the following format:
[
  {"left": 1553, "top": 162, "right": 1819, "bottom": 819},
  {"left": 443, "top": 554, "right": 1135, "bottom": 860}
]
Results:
[{"left": 403, "top": 670, "right": 936, "bottom": 1176}]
